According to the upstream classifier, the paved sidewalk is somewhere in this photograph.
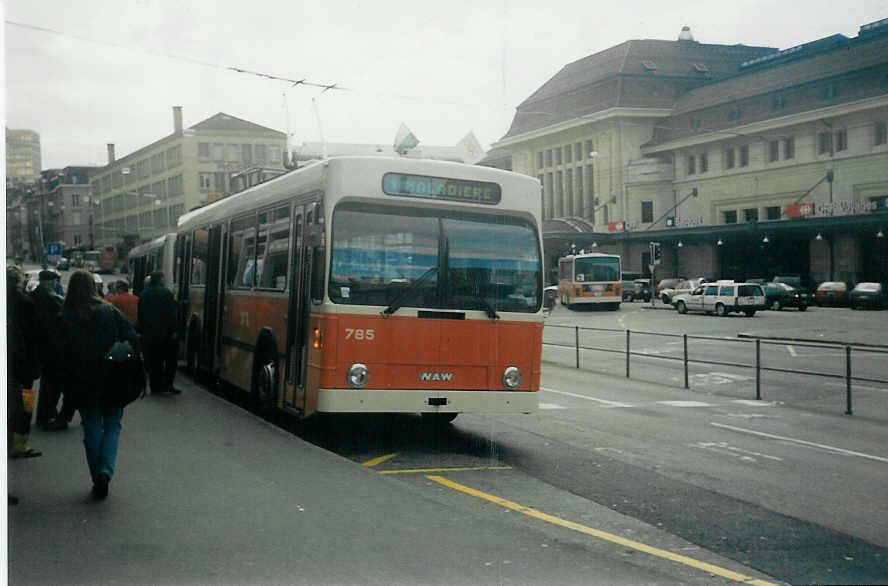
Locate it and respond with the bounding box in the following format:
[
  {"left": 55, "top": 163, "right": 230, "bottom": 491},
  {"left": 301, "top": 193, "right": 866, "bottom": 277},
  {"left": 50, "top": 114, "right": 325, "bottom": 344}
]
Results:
[{"left": 12, "top": 375, "right": 759, "bottom": 586}]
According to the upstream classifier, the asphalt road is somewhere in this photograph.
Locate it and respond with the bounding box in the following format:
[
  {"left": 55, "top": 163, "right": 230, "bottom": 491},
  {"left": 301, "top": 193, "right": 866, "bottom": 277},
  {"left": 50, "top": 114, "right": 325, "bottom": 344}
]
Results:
[{"left": 284, "top": 301, "right": 888, "bottom": 585}]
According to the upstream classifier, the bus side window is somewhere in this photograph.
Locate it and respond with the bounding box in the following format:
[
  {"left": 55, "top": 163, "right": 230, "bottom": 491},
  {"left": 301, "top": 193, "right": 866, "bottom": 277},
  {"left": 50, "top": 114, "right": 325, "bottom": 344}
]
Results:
[
  {"left": 228, "top": 214, "right": 256, "bottom": 289},
  {"left": 258, "top": 205, "right": 290, "bottom": 290},
  {"left": 191, "top": 228, "right": 208, "bottom": 285}
]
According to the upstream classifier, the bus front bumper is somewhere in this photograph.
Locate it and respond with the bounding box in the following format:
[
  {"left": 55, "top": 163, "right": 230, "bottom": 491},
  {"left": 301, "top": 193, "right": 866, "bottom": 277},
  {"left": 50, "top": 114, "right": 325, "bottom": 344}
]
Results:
[{"left": 317, "top": 388, "right": 538, "bottom": 414}]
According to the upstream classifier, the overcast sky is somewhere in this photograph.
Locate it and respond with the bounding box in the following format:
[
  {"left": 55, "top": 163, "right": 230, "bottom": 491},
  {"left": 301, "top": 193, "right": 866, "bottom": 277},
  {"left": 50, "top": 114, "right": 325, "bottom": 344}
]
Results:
[{"left": 4, "top": 0, "right": 888, "bottom": 169}]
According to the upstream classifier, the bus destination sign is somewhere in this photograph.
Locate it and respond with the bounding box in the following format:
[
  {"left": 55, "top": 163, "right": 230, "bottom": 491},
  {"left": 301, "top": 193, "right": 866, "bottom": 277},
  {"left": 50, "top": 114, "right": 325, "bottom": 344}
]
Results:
[{"left": 382, "top": 173, "right": 501, "bottom": 205}]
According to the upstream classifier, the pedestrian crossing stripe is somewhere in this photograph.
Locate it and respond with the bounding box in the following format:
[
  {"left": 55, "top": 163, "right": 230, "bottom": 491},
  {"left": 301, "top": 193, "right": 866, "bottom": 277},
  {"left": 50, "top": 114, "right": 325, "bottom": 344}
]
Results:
[
  {"left": 656, "top": 401, "right": 714, "bottom": 407},
  {"left": 539, "top": 403, "right": 566, "bottom": 410}
]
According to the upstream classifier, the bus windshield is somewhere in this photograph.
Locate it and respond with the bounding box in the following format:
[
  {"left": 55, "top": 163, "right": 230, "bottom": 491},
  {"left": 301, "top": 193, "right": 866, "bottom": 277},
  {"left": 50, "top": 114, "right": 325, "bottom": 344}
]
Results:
[
  {"left": 330, "top": 203, "right": 541, "bottom": 312},
  {"left": 575, "top": 256, "right": 620, "bottom": 282}
]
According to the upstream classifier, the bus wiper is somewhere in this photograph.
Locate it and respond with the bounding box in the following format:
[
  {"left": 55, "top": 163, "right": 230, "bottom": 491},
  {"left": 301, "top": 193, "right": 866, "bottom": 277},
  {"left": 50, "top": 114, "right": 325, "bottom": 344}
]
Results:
[
  {"left": 448, "top": 270, "right": 499, "bottom": 320},
  {"left": 382, "top": 266, "right": 438, "bottom": 316}
]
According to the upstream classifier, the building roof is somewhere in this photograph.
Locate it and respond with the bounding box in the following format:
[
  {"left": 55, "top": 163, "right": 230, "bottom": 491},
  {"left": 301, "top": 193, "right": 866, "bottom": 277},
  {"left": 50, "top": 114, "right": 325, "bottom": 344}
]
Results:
[
  {"left": 645, "top": 27, "right": 888, "bottom": 146},
  {"left": 501, "top": 38, "right": 776, "bottom": 140},
  {"left": 190, "top": 112, "right": 284, "bottom": 136}
]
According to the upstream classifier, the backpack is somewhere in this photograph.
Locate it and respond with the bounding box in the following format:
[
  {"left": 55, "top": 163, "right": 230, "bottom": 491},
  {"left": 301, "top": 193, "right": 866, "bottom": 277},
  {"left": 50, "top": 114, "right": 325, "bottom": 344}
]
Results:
[{"left": 102, "top": 308, "right": 146, "bottom": 408}]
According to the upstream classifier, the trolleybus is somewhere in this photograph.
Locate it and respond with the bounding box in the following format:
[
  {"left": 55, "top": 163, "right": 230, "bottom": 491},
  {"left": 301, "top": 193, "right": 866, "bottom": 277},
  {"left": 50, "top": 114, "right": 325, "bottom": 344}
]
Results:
[
  {"left": 127, "top": 233, "right": 176, "bottom": 295},
  {"left": 175, "top": 157, "right": 543, "bottom": 421},
  {"left": 557, "top": 252, "right": 622, "bottom": 310}
]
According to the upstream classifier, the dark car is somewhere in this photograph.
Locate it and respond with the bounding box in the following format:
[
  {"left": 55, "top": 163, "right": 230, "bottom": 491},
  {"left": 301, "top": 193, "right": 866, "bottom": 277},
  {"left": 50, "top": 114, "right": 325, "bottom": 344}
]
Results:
[
  {"left": 763, "top": 282, "right": 808, "bottom": 311},
  {"left": 773, "top": 275, "right": 811, "bottom": 305},
  {"left": 623, "top": 279, "right": 651, "bottom": 302},
  {"left": 56, "top": 257, "right": 70, "bottom": 270},
  {"left": 849, "top": 282, "right": 886, "bottom": 310},
  {"left": 813, "top": 281, "right": 849, "bottom": 307}
]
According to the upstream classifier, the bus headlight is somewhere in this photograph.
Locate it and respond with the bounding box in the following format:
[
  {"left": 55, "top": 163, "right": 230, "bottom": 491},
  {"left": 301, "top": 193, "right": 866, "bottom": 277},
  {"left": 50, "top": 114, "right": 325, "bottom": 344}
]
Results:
[
  {"left": 347, "top": 363, "right": 370, "bottom": 389},
  {"left": 502, "top": 366, "right": 522, "bottom": 390}
]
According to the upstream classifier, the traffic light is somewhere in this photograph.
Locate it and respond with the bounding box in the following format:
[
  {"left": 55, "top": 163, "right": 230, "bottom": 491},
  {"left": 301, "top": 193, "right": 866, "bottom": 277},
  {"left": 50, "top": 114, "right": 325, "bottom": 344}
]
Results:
[{"left": 651, "top": 242, "right": 662, "bottom": 264}]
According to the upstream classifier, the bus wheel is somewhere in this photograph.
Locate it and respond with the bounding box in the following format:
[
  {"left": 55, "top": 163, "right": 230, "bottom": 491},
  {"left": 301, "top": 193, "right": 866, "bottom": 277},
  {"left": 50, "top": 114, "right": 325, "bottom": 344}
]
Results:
[
  {"left": 422, "top": 413, "right": 458, "bottom": 426},
  {"left": 251, "top": 356, "right": 278, "bottom": 415}
]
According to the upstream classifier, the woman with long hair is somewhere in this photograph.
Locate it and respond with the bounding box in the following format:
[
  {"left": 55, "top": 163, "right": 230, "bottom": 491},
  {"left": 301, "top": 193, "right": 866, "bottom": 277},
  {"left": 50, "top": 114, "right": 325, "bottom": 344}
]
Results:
[{"left": 61, "top": 270, "right": 140, "bottom": 500}]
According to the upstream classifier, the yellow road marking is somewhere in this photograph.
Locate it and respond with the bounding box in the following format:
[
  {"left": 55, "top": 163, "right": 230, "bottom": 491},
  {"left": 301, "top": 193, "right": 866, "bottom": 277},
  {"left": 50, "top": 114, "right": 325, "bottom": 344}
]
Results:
[
  {"left": 786, "top": 345, "right": 797, "bottom": 357},
  {"left": 380, "top": 466, "right": 512, "bottom": 475},
  {"left": 362, "top": 453, "right": 399, "bottom": 467},
  {"left": 426, "top": 475, "right": 777, "bottom": 586}
]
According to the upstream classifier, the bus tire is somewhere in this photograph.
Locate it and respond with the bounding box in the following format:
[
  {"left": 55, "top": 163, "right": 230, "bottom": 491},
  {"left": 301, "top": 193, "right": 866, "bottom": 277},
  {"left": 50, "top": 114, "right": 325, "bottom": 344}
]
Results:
[
  {"left": 422, "top": 413, "right": 458, "bottom": 426},
  {"left": 250, "top": 331, "right": 279, "bottom": 415}
]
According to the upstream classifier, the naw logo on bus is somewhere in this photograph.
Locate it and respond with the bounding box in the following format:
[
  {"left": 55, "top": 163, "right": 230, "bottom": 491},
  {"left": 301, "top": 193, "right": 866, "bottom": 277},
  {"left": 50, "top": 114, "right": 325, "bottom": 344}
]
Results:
[{"left": 420, "top": 372, "right": 454, "bottom": 382}]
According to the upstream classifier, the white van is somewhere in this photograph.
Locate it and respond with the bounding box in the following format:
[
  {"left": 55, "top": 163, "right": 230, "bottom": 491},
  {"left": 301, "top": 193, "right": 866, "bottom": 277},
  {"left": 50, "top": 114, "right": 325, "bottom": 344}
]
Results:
[{"left": 672, "top": 281, "right": 766, "bottom": 317}]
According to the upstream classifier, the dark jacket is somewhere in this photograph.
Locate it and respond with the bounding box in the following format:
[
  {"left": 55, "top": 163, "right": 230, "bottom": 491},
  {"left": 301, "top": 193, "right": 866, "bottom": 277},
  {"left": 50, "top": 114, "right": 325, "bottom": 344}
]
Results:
[
  {"left": 7, "top": 288, "right": 40, "bottom": 388},
  {"left": 61, "top": 303, "right": 140, "bottom": 411},
  {"left": 137, "top": 283, "right": 177, "bottom": 344},
  {"left": 30, "top": 284, "right": 64, "bottom": 364}
]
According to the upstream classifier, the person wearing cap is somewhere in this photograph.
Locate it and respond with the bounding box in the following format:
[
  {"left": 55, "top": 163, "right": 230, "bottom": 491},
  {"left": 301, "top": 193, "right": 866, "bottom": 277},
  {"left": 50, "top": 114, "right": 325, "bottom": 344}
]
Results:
[{"left": 31, "top": 269, "right": 68, "bottom": 430}]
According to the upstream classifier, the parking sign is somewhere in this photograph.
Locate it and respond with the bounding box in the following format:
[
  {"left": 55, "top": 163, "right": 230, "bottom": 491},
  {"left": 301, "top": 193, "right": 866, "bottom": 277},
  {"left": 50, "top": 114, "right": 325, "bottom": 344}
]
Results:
[{"left": 46, "top": 242, "right": 62, "bottom": 256}]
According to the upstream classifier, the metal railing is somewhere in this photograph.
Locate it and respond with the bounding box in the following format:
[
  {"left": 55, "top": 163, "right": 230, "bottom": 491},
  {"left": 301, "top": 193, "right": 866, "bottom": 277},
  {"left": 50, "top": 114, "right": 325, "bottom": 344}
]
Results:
[{"left": 543, "top": 325, "right": 888, "bottom": 415}]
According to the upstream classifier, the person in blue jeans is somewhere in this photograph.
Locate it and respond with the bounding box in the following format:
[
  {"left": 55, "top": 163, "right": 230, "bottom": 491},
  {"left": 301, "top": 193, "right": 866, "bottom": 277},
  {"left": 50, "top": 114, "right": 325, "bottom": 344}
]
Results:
[{"left": 61, "top": 270, "right": 140, "bottom": 500}]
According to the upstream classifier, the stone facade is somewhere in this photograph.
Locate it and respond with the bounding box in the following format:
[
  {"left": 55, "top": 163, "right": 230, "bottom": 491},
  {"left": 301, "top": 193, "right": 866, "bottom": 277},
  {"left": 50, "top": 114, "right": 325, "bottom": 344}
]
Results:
[{"left": 91, "top": 107, "right": 286, "bottom": 250}]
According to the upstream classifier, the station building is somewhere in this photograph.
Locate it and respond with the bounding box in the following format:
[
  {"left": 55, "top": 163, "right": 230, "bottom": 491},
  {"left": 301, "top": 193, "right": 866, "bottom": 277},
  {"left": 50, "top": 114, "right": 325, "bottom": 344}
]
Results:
[{"left": 489, "top": 20, "right": 888, "bottom": 287}]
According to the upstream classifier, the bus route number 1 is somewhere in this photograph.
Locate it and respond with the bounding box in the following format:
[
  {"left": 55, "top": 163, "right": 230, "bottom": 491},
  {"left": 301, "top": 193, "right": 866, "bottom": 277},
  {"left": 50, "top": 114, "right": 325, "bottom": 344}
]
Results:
[{"left": 345, "top": 328, "right": 375, "bottom": 341}]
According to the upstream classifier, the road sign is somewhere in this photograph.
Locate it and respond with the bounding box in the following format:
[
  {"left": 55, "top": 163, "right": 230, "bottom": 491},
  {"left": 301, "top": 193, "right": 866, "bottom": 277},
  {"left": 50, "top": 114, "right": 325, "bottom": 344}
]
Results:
[{"left": 46, "top": 242, "right": 62, "bottom": 256}]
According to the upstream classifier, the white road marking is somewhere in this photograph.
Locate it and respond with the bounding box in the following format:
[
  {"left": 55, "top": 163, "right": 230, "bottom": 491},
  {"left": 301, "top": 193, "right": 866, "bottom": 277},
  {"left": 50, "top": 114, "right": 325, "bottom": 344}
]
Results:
[
  {"left": 693, "top": 441, "right": 784, "bottom": 462},
  {"left": 711, "top": 422, "right": 888, "bottom": 464},
  {"left": 538, "top": 403, "right": 566, "bottom": 410},
  {"left": 689, "top": 372, "right": 752, "bottom": 386},
  {"left": 540, "top": 387, "right": 634, "bottom": 408},
  {"left": 786, "top": 345, "right": 797, "bottom": 357},
  {"left": 731, "top": 400, "right": 778, "bottom": 407},
  {"left": 657, "top": 401, "right": 714, "bottom": 407}
]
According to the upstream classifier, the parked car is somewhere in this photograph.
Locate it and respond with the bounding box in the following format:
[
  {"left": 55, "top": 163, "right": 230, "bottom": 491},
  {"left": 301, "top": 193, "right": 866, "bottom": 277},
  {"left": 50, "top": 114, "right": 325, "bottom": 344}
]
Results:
[
  {"left": 543, "top": 285, "right": 559, "bottom": 311},
  {"left": 813, "top": 281, "right": 848, "bottom": 307},
  {"left": 772, "top": 275, "right": 812, "bottom": 305},
  {"left": 763, "top": 282, "right": 808, "bottom": 311},
  {"left": 623, "top": 279, "right": 651, "bottom": 302},
  {"left": 661, "top": 277, "right": 707, "bottom": 304},
  {"left": 849, "top": 282, "right": 886, "bottom": 310},
  {"left": 672, "top": 281, "right": 766, "bottom": 316},
  {"left": 56, "top": 257, "right": 70, "bottom": 270}
]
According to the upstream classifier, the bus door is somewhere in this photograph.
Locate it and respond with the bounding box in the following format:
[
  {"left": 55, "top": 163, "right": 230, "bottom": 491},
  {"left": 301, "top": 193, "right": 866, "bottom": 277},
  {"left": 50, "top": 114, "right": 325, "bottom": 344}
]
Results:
[
  {"left": 285, "top": 205, "right": 308, "bottom": 412},
  {"left": 200, "top": 224, "right": 225, "bottom": 375},
  {"left": 176, "top": 234, "right": 191, "bottom": 342}
]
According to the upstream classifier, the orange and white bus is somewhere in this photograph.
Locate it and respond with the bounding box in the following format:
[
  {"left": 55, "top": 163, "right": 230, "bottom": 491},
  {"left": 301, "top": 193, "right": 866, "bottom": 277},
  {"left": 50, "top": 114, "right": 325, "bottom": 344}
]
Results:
[
  {"left": 174, "top": 156, "right": 543, "bottom": 422},
  {"left": 557, "top": 252, "right": 622, "bottom": 310}
]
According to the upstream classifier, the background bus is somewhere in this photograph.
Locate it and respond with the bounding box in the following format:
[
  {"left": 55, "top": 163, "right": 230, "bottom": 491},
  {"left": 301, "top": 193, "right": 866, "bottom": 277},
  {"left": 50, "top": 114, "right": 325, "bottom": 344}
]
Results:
[
  {"left": 84, "top": 247, "right": 116, "bottom": 274},
  {"left": 83, "top": 250, "right": 101, "bottom": 273},
  {"left": 127, "top": 234, "right": 176, "bottom": 295},
  {"left": 557, "top": 252, "right": 622, "bottom": 310},
  {"left": 175, "top": 156, "right": 543, "bottom": 422}
]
